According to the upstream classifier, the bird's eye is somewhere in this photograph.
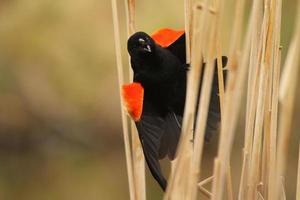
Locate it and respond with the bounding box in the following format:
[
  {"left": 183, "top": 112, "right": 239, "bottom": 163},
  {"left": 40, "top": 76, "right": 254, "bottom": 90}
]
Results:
[{"left": 138, "top": 38, "right": 146, "bottom": 45}]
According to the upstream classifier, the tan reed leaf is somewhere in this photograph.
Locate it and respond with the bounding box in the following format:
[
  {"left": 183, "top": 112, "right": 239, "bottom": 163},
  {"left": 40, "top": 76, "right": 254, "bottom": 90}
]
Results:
[{"left": 111, "top": 0, "right": 136, "bottom": 198}]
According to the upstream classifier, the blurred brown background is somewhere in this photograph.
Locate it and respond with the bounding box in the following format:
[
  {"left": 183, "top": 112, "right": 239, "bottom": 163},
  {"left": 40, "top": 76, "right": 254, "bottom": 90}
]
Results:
[{"left": 0, "top": 0, "right": 299, "bottom": 199}]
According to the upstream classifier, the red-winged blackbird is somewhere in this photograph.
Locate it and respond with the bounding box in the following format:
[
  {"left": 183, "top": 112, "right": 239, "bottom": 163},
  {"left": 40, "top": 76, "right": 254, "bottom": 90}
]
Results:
[{"left": 123, "top": 29, "right": 227, "bottom": 191}]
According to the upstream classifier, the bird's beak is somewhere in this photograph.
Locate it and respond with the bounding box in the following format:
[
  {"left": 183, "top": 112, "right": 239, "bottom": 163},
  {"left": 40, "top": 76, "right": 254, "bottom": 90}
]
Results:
[{"left": 144, "top": 45, "right": 152, "bottom": 52}]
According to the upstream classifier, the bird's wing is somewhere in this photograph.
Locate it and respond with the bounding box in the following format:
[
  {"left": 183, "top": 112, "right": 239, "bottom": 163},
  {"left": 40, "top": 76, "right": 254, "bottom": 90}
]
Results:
[
  {"left": 159, "top": 113, "right": 182, "bottom": 160},
  {"left": 150, "top": 28, "right": 186, "bottom": 64},
  {"left": 166, "top": 33, "right": 186, "bottom": 64},
  {"left": 151, "top": 28, "right": 184, "bottom": 48},
  {"left": 135, "top": 113, "right": 167, "bottom": 190},
  {"left": 136, "top": 111, "right": 183, "bottom": 190}
]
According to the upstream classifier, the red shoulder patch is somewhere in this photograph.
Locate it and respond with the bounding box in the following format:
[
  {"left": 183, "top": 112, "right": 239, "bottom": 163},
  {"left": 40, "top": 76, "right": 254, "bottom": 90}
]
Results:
[
  {"left": 151, "top": 28, "right": 185, "bottom": 48},
  {"left": 122, "top": 82, "right": 144, "bottom": 121}
]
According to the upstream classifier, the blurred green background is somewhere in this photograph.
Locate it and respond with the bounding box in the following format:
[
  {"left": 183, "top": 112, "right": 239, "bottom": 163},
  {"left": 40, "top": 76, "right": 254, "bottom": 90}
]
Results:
[{"left": 0, "top": 0, "right": 299, "bottom": 199}]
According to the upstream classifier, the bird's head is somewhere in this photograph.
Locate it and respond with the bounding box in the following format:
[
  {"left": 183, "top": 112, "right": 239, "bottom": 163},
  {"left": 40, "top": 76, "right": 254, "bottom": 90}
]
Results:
[{"left": 127, "top": 32, "right": 155, "bottom": 57}]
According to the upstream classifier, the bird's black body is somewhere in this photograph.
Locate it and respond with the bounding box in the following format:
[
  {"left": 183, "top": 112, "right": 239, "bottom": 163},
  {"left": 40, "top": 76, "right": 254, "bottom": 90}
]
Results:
[{"left": 127, "top": 31, "right": 227, "bottom": 190}]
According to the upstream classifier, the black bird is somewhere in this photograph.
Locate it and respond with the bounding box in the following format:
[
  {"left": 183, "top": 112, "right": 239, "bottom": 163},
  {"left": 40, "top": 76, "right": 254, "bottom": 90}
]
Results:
[{"left": 124, "top": 29, "right": 227, "bottom": 191}]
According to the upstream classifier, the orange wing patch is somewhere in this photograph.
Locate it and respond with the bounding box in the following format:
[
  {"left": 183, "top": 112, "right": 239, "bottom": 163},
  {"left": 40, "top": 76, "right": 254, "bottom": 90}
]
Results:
[
  {"left": 122, "top": 82, "right": 144, "bottom": 121},
  {"left": 151, "top": 28, "right": 185, "bottom": 48}
]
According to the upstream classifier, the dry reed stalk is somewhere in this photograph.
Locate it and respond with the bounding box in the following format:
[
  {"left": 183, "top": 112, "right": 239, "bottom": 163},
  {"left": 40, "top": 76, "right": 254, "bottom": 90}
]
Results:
[
  {"left": 111, "top": 0, "right": 135, "bottom": 199},
  {"left": 225, "top": 165, "right": 234, "bottom": 200},
  {"left": 238, "top": 151, "right": 249, "bottom": 200},
  {"left": 198, "top": 176, "right": 214, "bottom": 198},
  {"left": 246, "top": 63, "right": 268, "bottom": 199},
  {"left": 258, "top": 0, "right": 282, "bottom": 198},
  {"left": 274, "top": 1, "right": 300, "bottom": 197},
  {"left": 167, "top": 0, "right": 192, "bottom": 182},
  {"left": 237, "top": 0, "right": 264, "bottom": 198},
  {"left": 246, "top": 0, "right": 275, "bottom": 197},
  {"left": 164, "top": 2, "right": 208, "bottom": 199},
  {"left": 198, "top": 175, "right": 214, "bottom": 187},
  {"left": 131, "top": 125, "right": 146, "bottom": 200},
  {"left": 261, "top": 21, "right": 278, "bottom": 194},
  {"left": 211, "top": 157, "right": 222, "bottom": 200},
  {"left": 261, "top": 90, "right": 271, "bottom": 197},
  {"left": 258, "top": 191, "right": 265, "bottom": 200},
  {"left": 248, "top": 0, "right": 265, "bottom": 146},
  {"left": 214, "top": 0, "right": 234, "bottom": 198},
  {"left": 216, "top": 45, "right": 224, "bottom": 117},
  {"left": 211, "top": 158, "right": 221, "bottom": 200},
  {"left": 261, "top": 0, "right": 277, "bottom": 188},
  {"left": 124, "top": 0, "right": 147, "bottom": 199},
  {"left": 164, "top": 115, "right": 194, "bottom": 200},
  {"left": 199, "top": 186, "right": 212, "bottom": 198},
  {"left": 227, "top": 0, "right": 246, "bottom": 71},
  {"left": 267, "top": 48, "right": 281, "bottom": 199},
  {"left": 184, "top": 0, "right": 192, "bottom": 64},
  {"left": 268, "top": 0, "right": 282, "bottom": 198},
  {"left": 187, "top": 4, "right": 219, "bottom": 199},
  {"left": 211, "top": 35, "right": 251, "bottom": 199},
  {"left": 167, "top": 0, "right": 193, "bottom": 179},
  {"left": 296, "top": 144, "right": 300, "bottom": 200},
  {"left": 244, "top": 0, "right": 263, "bottom": 155},
  {"left": 241, "top": 0, "right": 283, "bottom": 199},
  {"left": 213, "top": 16, "right": 254, "bottom": 200},
  {"left": 211, "top": 0, "right": 253, "bottom": 199},
  {"left": 281, "top": 177, "right": 287, "bottom": 200},
  {"left": 220, "top": 1, "right": 246, "bottom": 200},
  {"left": 214, "top": 0, "right": 224, "bottom": 121},
  {"left": 124, "top": 0, "right": 136, "bottom": 36},
  {"left": 124, "top": 0, "right": 136, "bottom": 80},
  {"left": 242, "top": 43, "right": 261, "bottom": 196}
]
